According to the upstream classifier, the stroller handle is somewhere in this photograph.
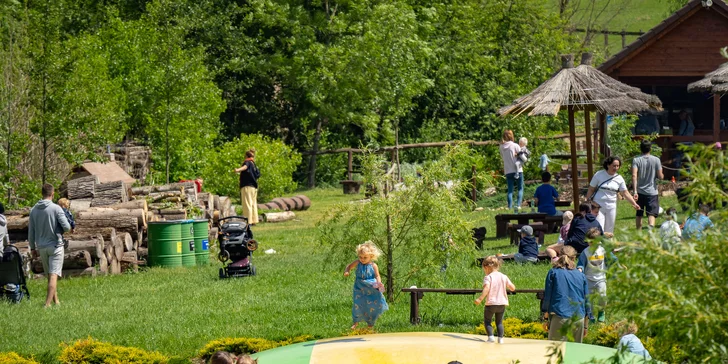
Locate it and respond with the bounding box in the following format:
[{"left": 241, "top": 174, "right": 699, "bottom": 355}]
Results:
[{"left": 217, "top": 215, "right": 249, "bottom": 225}]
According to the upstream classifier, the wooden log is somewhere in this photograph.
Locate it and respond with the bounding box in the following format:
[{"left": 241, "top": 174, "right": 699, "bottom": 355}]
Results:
[
  {"left": 75, "top": 214, "right": 138, "bottom": 241},
  {"left": 111, "top": 236, "right": 124, "bottom": 262},
  {"left": 291, "top": 196, "right": 305, "bottom": 211},
  {"left": 213, "top": 195, "right": 220, "bottom": 211},
  {"left": 90, "top": 198, "right": 121, "bottom": 207},
  {"left": 98, "top": 254, "right": 108, "bottom": 275},
  {"left": 162, "top": 214, "right": 186, "bottom": 221},
  {"left": 294, "top": 195, "right": 311, "bottom": 210},
  {"left": 269, "top": 199, "right": 288, "bottom": 211},
  {"left": 218, "top": 197, "right": 231, "bottom": 217},
  {"left": 69, "top": 199, "right": 92, "bottom": 213},
  {"left": 7, "top": 215, "right": 29, "bottom": 231},
  {"left": 30, "top": 250, "right": 93, "bottom": 273},
  {"left": 71, "top": 227, "right": 116, "bottom": 245},
  {"left": 137, "top": 247, "right": 148, "bottom": 261},
  {"left": 147, "top": 191, "right": 184, "bottom": 202},
  {"left": 119, "top": 232, "right": 133, "bottom": 252},
  {"left": 280, "top": 197, "right": 297, "bottom": 211},
  {"left": 66, "top": 239, "right": 104, "bottom": 260},
  {"left": 110, "top": 256, "right": 121, "bottom": 275},
  {"left": 120, "top": 251, "right": 139, "bottom": 272},
  {"left": 4, "top": 208, "right": 30, "bottom": 216},
  {"left": 262, "top": 211, "right": 296, "bottom": 223},
  {"left": 257, "top": 204, "right": 269, "bottom": 211},
  {"left": 105, "top": 200, "right": 148, "bottom": 213},
  {"left": 77, "top": 208, "right": 146, "bottom": 229},
  {"left": 263, "top": 203, "right": 278, "bottom": 211},
  {"left": 68, "top": 175, "right": 99, "bottom": 200},
  {"left": 62, "top": 267, "right": 97, "bottom": 278},
  {"left": 130, "top": 182, "right": 191, "bottom": 195},
  {"left": 94, "top": 180, "right": 128, "bottom": 203}
]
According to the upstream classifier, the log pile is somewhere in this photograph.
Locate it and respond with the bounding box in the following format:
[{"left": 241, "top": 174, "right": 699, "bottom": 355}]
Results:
[
  {"left": 110, "top": 143, "right": 152, "bottom": 185},
  {"left": 258, "top": 195, "right": 311, "bottom": 212}
]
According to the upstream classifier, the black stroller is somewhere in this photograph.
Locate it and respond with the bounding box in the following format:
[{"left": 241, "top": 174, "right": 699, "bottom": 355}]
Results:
[
  {"left": 0, "top": 245, "right": 30, "bottom": 303},
  {"left": 216, "top": 216, "right": 258, "bottom": 278}
]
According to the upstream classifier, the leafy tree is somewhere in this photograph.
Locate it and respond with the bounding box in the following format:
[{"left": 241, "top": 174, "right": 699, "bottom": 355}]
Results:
[
  {"left": 319, "top": 144, "right": 489, "bottom": 300},
  {"left": 201, "top": 133, "right": 302, "bottom": 203}
]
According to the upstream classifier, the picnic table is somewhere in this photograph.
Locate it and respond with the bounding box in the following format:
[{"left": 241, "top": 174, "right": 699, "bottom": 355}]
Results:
[
  {"left": 401, "top": 287, "right": 545, "bottom": 324},
  {"left": 494, "top": 213, "right": 546, "bottom": 238}
]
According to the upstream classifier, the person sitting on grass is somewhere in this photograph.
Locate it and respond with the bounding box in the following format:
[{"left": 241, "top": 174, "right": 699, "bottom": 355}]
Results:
[
  {"left": 545, "top": 211, "right": 574, "bottom": 262},
  {"left": 577, "top": 227, "right": 617, "bottom": 323},
  {"left": 659, "top": 207, "right": 681, "bottom": 248},
  {"left": 514, "top": 225, "right": 539, "bottom": 264},
  {"left": 534, "top": 172, "right": 563, "bottom": 217},
  {"left": 682, "top": 204, "right": 714, "bottom": 240},
  {"left": 475, "top": 256, "right": 516, "bottom": 344},
  {"left": 614, "top": 320, "right": 652, "bottom": 360}
]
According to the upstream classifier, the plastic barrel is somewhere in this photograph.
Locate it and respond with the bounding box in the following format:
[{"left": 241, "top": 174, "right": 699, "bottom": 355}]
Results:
[
  {"left": 193, "top": 219, "right": 210, "bottom": 266},
  {"left": 147, "top": 221, "right": 182, "bottom": 268},
  {"left": 178, "top": 220, "right": 196, "bottom": 267}
]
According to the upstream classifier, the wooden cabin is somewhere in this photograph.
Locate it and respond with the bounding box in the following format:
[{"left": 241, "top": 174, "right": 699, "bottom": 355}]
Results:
[{"left": 599, "top": 0, "right": 728, "bottom": 178}]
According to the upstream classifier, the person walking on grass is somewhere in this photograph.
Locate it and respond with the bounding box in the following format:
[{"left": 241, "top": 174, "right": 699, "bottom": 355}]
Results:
[
  {"left": 541, "top": 245, "right": 589, "bottom": 343},
  {"left": 632, "top": 140, "right": 663, "bottom": 230},
  {"left": 499, "top": 130, "right": 523, "bottom": 210},
  {"left": 475, "top": 256, "right": 516, "bottom": 344},
  {"left": 586, "top": 156, "right": 640, "bottom": 234},
  {"left": 235, "top": 149, "right": 260, "bottom": 225},
  {"left": 28, "top": 184, "right": 70, "bottom": 307},
  {"left": 344, "top": 241, "right": 388, "bottom": 329},
  {"left": 577, "top": 228, "right": 617, "bottom": 323}
]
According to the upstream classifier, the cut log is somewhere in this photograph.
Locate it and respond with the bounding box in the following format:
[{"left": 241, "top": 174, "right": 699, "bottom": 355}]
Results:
[
  {"left": 130, "top": 182, "right": 192, "bottom": 195},
  {"left": 294, "top": 195, "right": 311, "bottom": 210},
  {"left": 110, "top": 256, "right": 121, "bottom": 275},
  {"left": 137, "top": 247, "right": 148, "bottom": 261},
  {"left": 75, "top": 215, "right": 138, "bottom": 241},
  {"left": 213, "top": 195, "right": 220, "bottom": 211},
  {"left": 71, "top": 227, "right": 116, "bottom": 244},
  {"left": 77, "top": 208, "right": 146, "bottom": 229},
  {"left": 4, "top": 208, "right": 30, "bottom": 216},
  {"left": 121, "top": 251, "right": 139, "bottom": 272},
  {"left": 98, "top": 254, "right": 108, "bottom": 275},
  {"left": 262, "top": 211, "right": 296, "bottom": 223},
  {"left": 68, "top": 175, "right": 99, "bottom": 200},
  {"left": 112, "top": 236, "right": 124, "bottom": 262},
  {"left": 218, "top": 197, "right": 232, "bottom": 217},
  {"left": 271, "top": 198, "right": 290, "bottom": 211},
  {"left": 119, "top": 232, "right": 133, "bottom": 252},
  {"left": 7, "top": 215, "right": 29, "bottom": 231},
  {"left": 280, "top": 197, "right": 297, "bottom": 211},
  {"left": 105, "top": 200, "right": 148, "bottom": 213},
  {"left": 291, "top": 196, "right": 305, "bottom": 211},
  {"left": 94, "top": 180, "right": 128, "bottom": 203},
  {"left": 30, "top": 250, "right": 93, "bottom": 273},
  {"left": 69, "top": 199, "right": 93, "bottom": 213},
  {"left": 66, "top": 239, "right": 104, "bottom": 260},
  {"left": 62, "top": 267, "right": 97, "bottom": 278},
  {"left": 161, "top": 214, "right": 186, "bottom": 221},
  {"left": 147, "top": 191, "right": 184, "bottom": 202}
]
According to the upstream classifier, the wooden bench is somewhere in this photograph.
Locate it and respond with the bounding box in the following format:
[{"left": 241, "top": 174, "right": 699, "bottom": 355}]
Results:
[
  {"left": 401, "top": 287, "right": 545, "bottom": 324},
  {"left": 498, "top": 251, "right": 551, "bottom": 262},
  {"left": 494, "top": 213, "right": 546, "bottom": 238},
  {"left": 507, "top": 222, "right": 547, "bottom": 245}
]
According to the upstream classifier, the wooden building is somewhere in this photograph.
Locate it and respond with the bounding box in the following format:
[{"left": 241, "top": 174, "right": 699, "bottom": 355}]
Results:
[{"left": 599, "top": 0, "right": 728, "bottom": 177}]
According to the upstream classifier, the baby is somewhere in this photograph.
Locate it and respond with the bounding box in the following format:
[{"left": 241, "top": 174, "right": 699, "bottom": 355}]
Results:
[{"left": 515, "top": 137, "right": 531, "bottom": 169}]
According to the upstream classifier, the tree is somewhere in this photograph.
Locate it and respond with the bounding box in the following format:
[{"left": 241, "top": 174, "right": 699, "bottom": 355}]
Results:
[{"left": 319, "top": 144, "right": 489, "bottom": 300}]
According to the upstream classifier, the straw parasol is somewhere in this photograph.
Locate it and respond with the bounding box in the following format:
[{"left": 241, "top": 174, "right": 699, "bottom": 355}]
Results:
[
  {"left": 687, "top": 62, "right": 728, "bottom": 94},
  {"left": 499, "top": 53, "right": 660, "bottom": 209}
]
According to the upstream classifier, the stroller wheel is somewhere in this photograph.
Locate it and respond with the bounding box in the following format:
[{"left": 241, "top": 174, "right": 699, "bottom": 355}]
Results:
[{"left": 218, "top": 268, "right": 226, "bottom": 279}]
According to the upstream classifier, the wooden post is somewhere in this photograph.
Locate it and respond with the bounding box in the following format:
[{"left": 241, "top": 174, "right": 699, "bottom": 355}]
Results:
[
  {"left": 585, "top": 111, "right": 594, "bottom": 181},
  {"left": 598, "top": 112, "right": 607, "bottom": 157},
  {"left": 569, "top": 106, "right": 580, "bottom": 209},
  {"left": 347, "top": 150, "right": 353, "bottom": 180},
  {"left": 604, "top": 31, "right": 609, "bottom": 58},
  {"left": 471, "top": 166, "right": 477, "bottom": 202},
  {"left": 621, "top": 29, "right": 626, "bottom": 48},
  {"left": 714, "top": 94, "right": 721, "bottom": 143}
]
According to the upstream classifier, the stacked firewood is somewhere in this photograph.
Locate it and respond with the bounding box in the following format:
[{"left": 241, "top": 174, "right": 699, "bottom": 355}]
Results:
[{"left": 110, "top": 144, "right": 152, "bottom": 185}]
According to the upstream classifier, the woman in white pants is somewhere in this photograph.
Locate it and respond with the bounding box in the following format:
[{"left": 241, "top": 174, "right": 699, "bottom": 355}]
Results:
[{"left": 586, "top": 156, "right": 639, "bottom": 233}]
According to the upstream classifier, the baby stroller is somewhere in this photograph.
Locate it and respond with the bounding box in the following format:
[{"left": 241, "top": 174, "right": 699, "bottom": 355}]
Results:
[
  {"left": 0, "top": 245, "right": 30, "bottom": 303},
  {"left": 216, "top": 216, "right": 258, "bottom": 278}
]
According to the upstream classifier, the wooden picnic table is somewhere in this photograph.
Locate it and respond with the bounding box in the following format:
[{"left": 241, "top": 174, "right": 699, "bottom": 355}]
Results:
[
  {"left": 494, "top": 213, "right": 546, "bottom": 238},
  {"left": 401, "top": 287, "right": 545, "bottom": 324}
]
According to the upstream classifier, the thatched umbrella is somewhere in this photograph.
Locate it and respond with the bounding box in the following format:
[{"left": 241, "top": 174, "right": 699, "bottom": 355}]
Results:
[{"left": 499, "top": 53, "right": 659, "bottom": 209}]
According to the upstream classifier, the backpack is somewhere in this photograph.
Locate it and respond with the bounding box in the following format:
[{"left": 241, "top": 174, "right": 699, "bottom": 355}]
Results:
[
  {"left": 0, "top": 245, "right": 29, "bottom": 303},
  {"left": 250, "top": 162, "right": 261, "bottom": 180}
]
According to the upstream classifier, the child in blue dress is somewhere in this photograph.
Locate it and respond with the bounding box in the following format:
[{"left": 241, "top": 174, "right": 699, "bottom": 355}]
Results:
[{"left": 343, "top": 241, "right": 388, "bottom": 329}]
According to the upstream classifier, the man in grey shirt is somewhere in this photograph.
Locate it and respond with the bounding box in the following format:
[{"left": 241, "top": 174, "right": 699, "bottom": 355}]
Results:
[
  {"left": 29, "top": 183, "right": 70, "bottom": 307},
  {"left": 631, "top": 141, "right": 664, "bottom": 229}
]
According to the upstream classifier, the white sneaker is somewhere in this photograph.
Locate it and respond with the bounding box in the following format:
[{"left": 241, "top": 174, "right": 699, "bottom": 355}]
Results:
[
  {"left": 487, "top": 336, "right": 495, "bottom": 343},
  {"left": 497, "top": 337, "right": 504, "bottom": 344}
]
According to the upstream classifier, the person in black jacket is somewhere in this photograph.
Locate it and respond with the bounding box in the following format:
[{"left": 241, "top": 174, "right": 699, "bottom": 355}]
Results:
[
  {"left": 514, "top": 225, "right": 539, "bottom": 263},
  {"left": 564, "top": 202, "right": 603, "bottom": 254},
  {"left": 235, "top": 149, "right": 260, "bottom": 225}
]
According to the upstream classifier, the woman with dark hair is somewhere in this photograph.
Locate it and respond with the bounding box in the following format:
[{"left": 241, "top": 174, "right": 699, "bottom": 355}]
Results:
[
  {"left": 586, "top": 156, "right": 639, "bottom": 233},
  {"left": 541, "top": 245, "right": 589, "bottom": 343},
  {"left": 499, "top": 129, "right": 523, "bottom": 209}
]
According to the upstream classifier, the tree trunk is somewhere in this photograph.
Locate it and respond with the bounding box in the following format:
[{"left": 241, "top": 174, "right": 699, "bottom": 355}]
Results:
[
  {"left": 62, "top": 267, "right": 97, "bottom": 278},
  {"left": 110, "top": 255, "right": 121, "bottom": 275},
  {"left": 77, "top": 208, "right": 146, "bottom": 229},
  {"left": 75, "top": 214, "right": 138, "bottom": 241},
  {"left": 307, "top": 118, "right": 324, "bottom": 188},
  {"left": 31, "top": 250, "right": 92, "bottom": 273},
  {"left": 103, "top": 200, "right": 148, "bottom": 213},
  {"left": 130, "top": 182, "right": 191, "bottom": 195},
  {"left": 67, "top": 175, "right": 99, "bottom": 200},
  {"left": 6, "top": 215, "right": 28, "bottom": 230},
  {"left": 262, "top": 211, "right": 295, "bottom": 223},
  {"left": 69, "top": 199, "right": 92, "bottom": 213},
  {"left": 121, "top": 250, "right": 139, "bottom": 273},
  {"left": 386, "top": 213, "right": 393, "bottom": 302},
  {"left": 93, "top": 180, "right": 128, "bottom": 204},
  {"left": 98, "top": 254, "right": 108, "bottom": 275},
  {"left": 71, "top": 227, "right": 116, "bottom": 245},
  {"left": 119, "top": 232, "right": 133, "bottom": 252}
]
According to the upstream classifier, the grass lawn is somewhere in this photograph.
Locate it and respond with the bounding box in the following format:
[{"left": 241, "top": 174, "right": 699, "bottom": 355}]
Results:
[{"left": 0, "top": 187, "right": 679, "bottom": 361}]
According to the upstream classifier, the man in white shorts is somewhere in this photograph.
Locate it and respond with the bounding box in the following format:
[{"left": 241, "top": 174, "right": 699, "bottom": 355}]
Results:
[{"left": 29, "top": 183, "right": 70, "bottom": 307}]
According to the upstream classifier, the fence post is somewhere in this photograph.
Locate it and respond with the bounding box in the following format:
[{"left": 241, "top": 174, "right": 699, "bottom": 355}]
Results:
[
  {"left": 621, "top": 29, "right": 626, "bottom": 48},
  {"left": 347, "top": 150, "right": 353, "bottom": 180},
  {"left": 471, "top": 166, "right": 477, "bottom": 202},
  {"left": 604, "top": 30, "right": 609, "bottom": 57}
]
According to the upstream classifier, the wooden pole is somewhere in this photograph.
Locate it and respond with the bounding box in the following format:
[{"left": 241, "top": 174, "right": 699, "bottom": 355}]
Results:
[
  {"left": 347, "top": 150, "right": 353, "bottom": 180},
  {"left": 598, "top": 112, "right": 607, "bottom": 157},
  {"left": 471, "top": 166, "right": 477, "bottom": 202},
  {"left": 714, "top": 94, "right": 721, "bottom": 144},
  {"left": 585, "top": 111, "right": 594, "bottom": 181},
  {"left": 569, "top": 106, "right": 580, "bottom": 209},
  {"left": 621, "top": 29, "right": 626, "bottom": 48},
  {"left": 604, "top": 31, "right": 609, "bottom": 58}
]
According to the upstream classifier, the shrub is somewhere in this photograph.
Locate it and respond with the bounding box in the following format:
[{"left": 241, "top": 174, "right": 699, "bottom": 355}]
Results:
[
  {"left": 471, "top": 317, "right": 547, "bottom": 339},
  {"left": 0, "top": 352, "right": 39, "bottom": 364},
  {"left": 201, "top": 134, "right": 302, "bottom": 203},
  {"left": 58, "top": 338, "right": 169, "bottom": 364},
  {"left": 197, "top": 336, "right": 312, "bottom": 360}
]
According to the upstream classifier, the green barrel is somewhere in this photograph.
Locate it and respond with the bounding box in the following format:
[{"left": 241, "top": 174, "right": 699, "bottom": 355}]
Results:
[
  {"left": 193, "top": 219, "right": 210, "bottom": 265},
  {"left": 147, "top": 221, "right": 182, "bottom": 268},
  {"left": 179, "top": 220, "right": 196, "bottom": 267}
]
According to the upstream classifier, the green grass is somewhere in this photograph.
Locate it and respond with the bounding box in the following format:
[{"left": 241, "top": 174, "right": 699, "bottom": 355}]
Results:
[{"left": 0, "top": 188, "right": 679, "bottom": 361}]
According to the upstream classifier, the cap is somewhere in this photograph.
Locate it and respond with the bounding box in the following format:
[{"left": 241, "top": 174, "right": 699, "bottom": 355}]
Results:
[{"left": 517, "top": 225, "right": 534, "bottom": 236}]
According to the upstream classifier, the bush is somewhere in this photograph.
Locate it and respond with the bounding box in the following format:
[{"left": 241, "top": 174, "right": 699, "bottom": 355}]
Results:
[
  {"left": 201, "top": 134, "right": 302, "bottom": 203},
  {"left": 58, "top": 338, "right": 169, "bottom": 363},
  {"left": 0, "top": 352, "right": 39, "bottom": 364},
  {"left": 197, "top": 336, "right": 312, "bottom": 360}
]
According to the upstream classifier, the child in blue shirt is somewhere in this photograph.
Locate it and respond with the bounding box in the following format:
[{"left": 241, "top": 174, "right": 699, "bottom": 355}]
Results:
[
  {"left": 615, "top": 320, "right": 651, "bottom": 360},
  {"left": 682, "top": 204, "right": 713, "bottom": 240},
  {"left": 514, "top": 225, "right": 539, "bottom": 263},
  {"left": 534, "top": 172, "right": 562, "bottom": 216}
]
